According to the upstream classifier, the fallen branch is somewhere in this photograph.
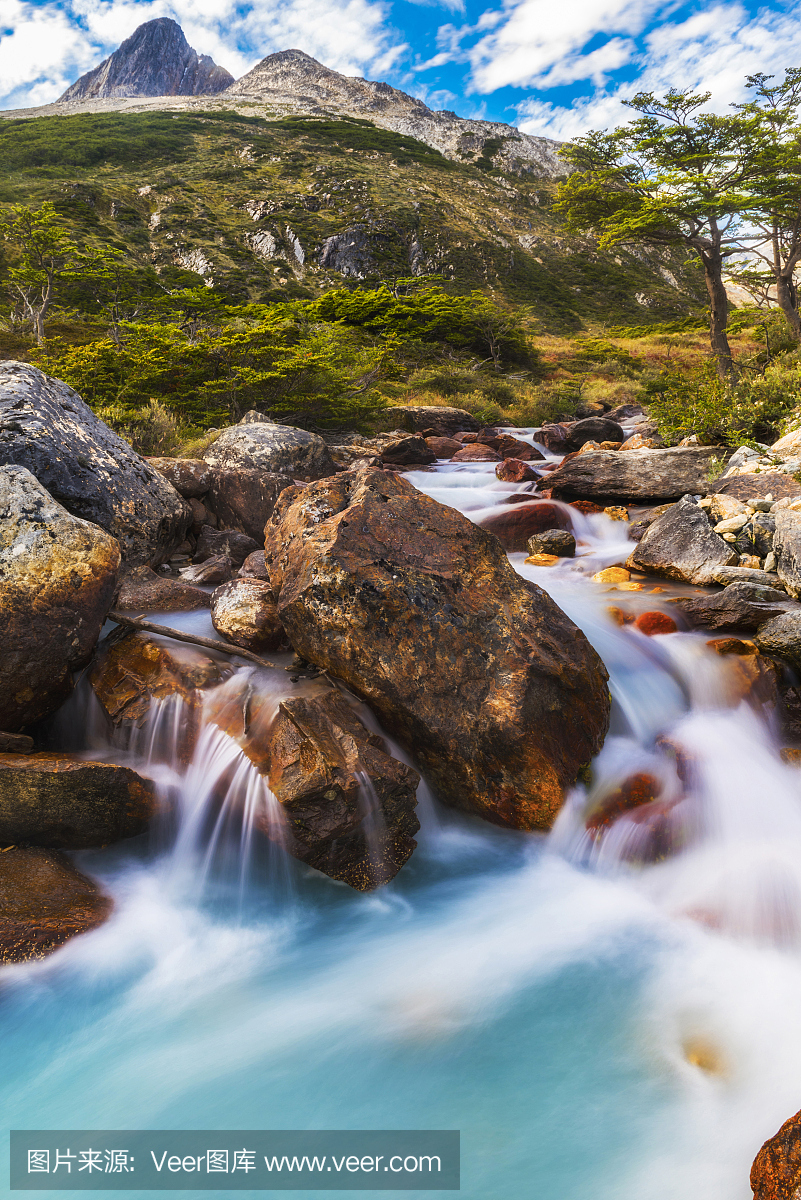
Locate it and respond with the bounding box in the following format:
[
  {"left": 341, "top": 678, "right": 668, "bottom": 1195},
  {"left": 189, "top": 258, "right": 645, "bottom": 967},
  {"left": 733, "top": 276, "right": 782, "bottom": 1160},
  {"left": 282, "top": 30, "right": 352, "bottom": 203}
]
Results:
[{"left": 107, "top": 612, "right": 282, "bottom": 671}]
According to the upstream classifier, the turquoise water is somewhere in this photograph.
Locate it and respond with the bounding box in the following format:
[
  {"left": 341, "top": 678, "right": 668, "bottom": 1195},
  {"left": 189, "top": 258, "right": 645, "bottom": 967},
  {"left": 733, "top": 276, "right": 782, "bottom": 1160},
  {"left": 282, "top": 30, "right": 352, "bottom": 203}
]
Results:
[{"left": 4, "top": 452, "right": 801, "bottom": 1200}]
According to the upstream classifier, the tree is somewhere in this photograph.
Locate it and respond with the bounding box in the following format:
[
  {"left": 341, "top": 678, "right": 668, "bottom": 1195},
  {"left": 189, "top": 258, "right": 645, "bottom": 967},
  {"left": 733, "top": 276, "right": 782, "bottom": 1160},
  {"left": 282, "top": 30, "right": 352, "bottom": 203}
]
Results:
[
  {"left": 555, "top": 91, "right": 762, "bottom": 375},
  {"left": 0, "top": 203, "right": 83, "bottom": 343}
]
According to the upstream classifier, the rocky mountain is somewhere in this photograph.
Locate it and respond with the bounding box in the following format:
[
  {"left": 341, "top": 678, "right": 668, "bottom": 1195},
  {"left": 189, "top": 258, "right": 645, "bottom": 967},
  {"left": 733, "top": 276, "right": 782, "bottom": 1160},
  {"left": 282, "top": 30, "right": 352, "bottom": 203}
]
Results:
[
  {"left": 226, "top": 49, "right": 562, "bottom": 176},
  {"left": 59, "top": 18, "right": 234, "bottom": 102}
]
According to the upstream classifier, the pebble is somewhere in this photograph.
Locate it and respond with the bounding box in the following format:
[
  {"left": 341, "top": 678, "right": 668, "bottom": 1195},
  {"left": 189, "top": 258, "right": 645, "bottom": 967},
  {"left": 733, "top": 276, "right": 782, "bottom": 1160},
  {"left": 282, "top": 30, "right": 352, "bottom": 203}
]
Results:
[
  {"left": 524, "top": 553, "right": 560, "bottom": 566},
  {"left": 593, "top": 567, "right": 631, "bottom": 583}
]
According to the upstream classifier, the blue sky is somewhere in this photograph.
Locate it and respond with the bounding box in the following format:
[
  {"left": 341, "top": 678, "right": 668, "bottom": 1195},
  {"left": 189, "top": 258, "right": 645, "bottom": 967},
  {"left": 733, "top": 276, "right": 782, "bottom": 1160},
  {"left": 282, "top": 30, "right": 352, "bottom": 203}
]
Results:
[{"left": 2, "top": 0, "right": 801, "bottom": 140}]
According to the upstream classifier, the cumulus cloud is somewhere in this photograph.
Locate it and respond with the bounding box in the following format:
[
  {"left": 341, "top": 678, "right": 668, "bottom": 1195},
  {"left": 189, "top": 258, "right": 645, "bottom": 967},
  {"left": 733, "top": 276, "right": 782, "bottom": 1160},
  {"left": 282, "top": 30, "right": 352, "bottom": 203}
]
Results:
[{"left": 0, "top": 0, "right": 401, "bottom": 110}]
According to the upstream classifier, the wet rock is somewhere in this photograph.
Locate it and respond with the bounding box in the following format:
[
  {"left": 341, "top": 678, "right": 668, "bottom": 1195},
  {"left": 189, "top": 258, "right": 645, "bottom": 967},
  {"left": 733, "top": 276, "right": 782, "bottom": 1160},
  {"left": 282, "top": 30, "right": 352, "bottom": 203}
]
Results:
[
  {"left": 0, "top": 754, "right": 156, "bottom": 848},
  {"left": 535, "top": 424, "right": 571, "bottom": 452},
  {"left": 564, "top": 417, "right": 625, "bottom": 451},
  {"left": 451, "top": 444, "right": 502, "bottom": 462},
  {"left": 606, "top": 403, "right": 645, "bottom": 421},
  {"left": 711, "top": 565, "right": 785, "bottom": 589},
  {"left": 376, "top": 405, "right": 481, "bottom": 436},
  {"left": 545, "top": 447, "right": 723, "bottom": 503},
  {"left": 178, "top": 554, "right": 232, "bottom": 585},
  {"left": 593, "top": 567, "right": 630, "bottom": 583},
  {"left": 202, "top": 415, "right": 336, "bottom": 481},
  {"left": 604, "top": 505, "right": 629, "bottom": 522},
  {"left": 145, "top": 457, "right": 214, "bottom": 498},
  {"left": 379, "top": 436, "right": 436, "bottom": 467},
  {"left": 496, "top": 458, "right": 540, "bottom": 483},
  {"left": 712, "top": 472, "right": 801, "bottom": 501},
  {"left": 750, "top": 1107, "right": 801, "bottom": 1200},
  {"left": 426, "top": 436, "right": 462, "bottom": 458},
  {"left": 478, "top": 501, "right": 572, "bottom": 552},
  {"left": 90, "top": 631, "right": 222, "bottom": 761},
  {"left": 706, "top": 638, "right": 782, "bottom": 711},
  {"left": 619, "top": 433, "right": 656, "bottom": 450},
  {"left": 773, "top": 509, "right": 801, "bottom": 598},
  {"left": 756, "top": 611, "right": 801, "bottom": 672},
  {"left": 194, "top": 526, "right": 259, "bottom": 568},
  {"left": 0, "top": 732, "right": 33, "bottom": 753},
  {"left": 627, "top": 496, "right": 738, "bottom": 585},
  {"left": 264, "top": 468, "right": 611, "bottom": 830},
  {"left": 239, "top": 550, "right": 270, "bottom": 580},
  {"left": 210, "top": 579, "right": 286, "bottom": 652},
  {"left": 674, "top": 583, "right": 793, "bottom": 631},
  {"left": 525, "top": 552, "right": 560, "bottom": 566},
  {"left": 0, "top": 847, "right": 112, "bottom": 964},
  {"left": 570, "top": 500, "right": 604, "bottom": 516},
  {"left": 634, "top": 611, "right": 678, "bottom": 635},
  {"left": 260, "top": 690, "right": 420, "bottom": 890},
  {"left": 585, "top": 773, "right": 661, "bottom": 835},
  {"left": 0, "top": 361, "right": 190, "bottom": 565},
  {"left": 115, "top": 564, "right": 210, "bottom": 610},
  {"left": 0, "top": 465, "right": 120, "bottom": 732},
  {"left": 527, "top": 529, "right": 576, "bottom": 557},
  {"left": 205, "top": 467, "right": 294, "bottom": 543}
]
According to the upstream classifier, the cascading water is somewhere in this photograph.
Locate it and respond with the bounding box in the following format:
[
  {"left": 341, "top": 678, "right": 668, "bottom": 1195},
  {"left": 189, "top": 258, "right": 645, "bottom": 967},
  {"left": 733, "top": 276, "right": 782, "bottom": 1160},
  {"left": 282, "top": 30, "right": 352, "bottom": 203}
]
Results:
[{"left": 3, "top": 434, "right": 801, "bottom": 1199}]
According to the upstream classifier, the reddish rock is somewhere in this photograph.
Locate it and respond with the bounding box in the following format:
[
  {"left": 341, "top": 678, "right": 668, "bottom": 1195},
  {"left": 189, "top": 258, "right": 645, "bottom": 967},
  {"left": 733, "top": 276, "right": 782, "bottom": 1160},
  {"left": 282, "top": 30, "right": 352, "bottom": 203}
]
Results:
[
  {"left": 239, "top": 550, "right": 270, "bottom": 580},
  {"left": 634, "top": 611, "right": 678, "bottom": 636},
  {"left": 205, "top": 468, "right": 294, "bottom": 543},
  {"left": 570, "top": 500, "right": 604, "bottom": 515},
  {"left": 751, "top": 1108, "right": 801, "bottom": 1199},
  {"left": 586, "top": 773, "right": 661, "bottom": 835},
  {"left": 425, "top": 436, "right": 462, "bottom": 459},
  {"left": 188, "top": 497, "right": 208, "bottom": 534},
  {"left": 210, "top": 579, "right": 286, "bottom": 652},
  {"left": 453, "top": 432, "right": 478, "bottom": 443},
  {"left": 535, "top": 424, "right": 571, "bottom": 452},
  {"left": 478, "top": 501, "right": 573, "bottom": 552},
  {"left": 451, "top": 444, "right": 502, "bottom": 463},
  {"left": 264, "top": 468, "right": 610, "bottom": 831},
  {"left": 146, "top": 457, "right": 214, "bottom": 498},
  {"left": 115, "top": 565, "right": 210, "bottom": 611},
  {"left": 496, "top": 458, "right": 539, "bottom": 483},
  {"left": 0, "top": 847, "right": 112, "bottom": 963},
  {"left": 379, "top": 436, "right": 436, "bottom": 466}
]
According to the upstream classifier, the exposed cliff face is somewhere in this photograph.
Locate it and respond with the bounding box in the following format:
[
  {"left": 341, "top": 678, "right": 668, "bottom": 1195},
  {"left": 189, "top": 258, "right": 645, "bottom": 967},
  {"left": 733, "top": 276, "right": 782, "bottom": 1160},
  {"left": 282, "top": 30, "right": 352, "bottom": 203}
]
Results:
[
  {"left": 226, "top": 49, "right": 561, "bottom": 176},
  {"left": 59, "top": 18, "right": 233, "bottom": 102}
]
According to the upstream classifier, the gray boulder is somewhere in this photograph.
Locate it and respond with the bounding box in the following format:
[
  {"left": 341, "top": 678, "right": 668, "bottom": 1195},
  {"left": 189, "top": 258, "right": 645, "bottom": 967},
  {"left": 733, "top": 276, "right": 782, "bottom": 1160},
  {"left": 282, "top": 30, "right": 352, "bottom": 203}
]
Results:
[
  {"left": 674, "top": 583, "right": 795, "bottom": 631},
  {"left": 545, "top": 447, "right": 723, "bottom": 502},
  {"left": 627, "top": 495, "right": 738, "bottom": 584},
  {"left": 564, "top": 417, "right": 625, "bottom": 451},
  {"left": 0, "top": 361, "right": 191, "bottom": 565},
  {"left": 527, "top": 529, "right": 576, "bottom": 557},
  {"left": 773, "top": 509, "right": 801, "bottom": 598},
  {"left": 376, "top": 405, "right": 481, "bottom": 436},
  {"left": 202, "top": 414, "right": 336, "bottom": 480},
  {"left": 756, "top": 611, "right": 801, "bottom": 671},
  {"left": 711, "top": 565, "right": 786, "bottom": 589}
]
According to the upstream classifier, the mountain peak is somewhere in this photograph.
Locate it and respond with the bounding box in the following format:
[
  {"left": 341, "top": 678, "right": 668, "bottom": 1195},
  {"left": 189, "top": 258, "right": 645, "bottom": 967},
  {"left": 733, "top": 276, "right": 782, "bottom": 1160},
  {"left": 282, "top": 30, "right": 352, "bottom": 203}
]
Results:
[{"left": 59, "top": 19, "right": 234, "bottom": 102}]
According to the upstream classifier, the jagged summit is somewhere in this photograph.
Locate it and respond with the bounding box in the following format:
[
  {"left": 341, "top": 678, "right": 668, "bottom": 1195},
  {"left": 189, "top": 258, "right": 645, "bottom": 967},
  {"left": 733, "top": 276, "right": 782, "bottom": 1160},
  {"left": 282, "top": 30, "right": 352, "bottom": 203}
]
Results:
[
  {"left": 226, "top": 49, "right": 562, "bottom": 175},
  {"left": 59, "top": 18, "right": 234, "bottom": 102}
]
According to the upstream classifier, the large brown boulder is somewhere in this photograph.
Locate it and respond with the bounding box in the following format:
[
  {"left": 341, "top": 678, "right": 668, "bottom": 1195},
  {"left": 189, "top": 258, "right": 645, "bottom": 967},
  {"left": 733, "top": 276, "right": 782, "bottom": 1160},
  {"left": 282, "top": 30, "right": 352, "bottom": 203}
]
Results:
[
  {"left": 773, "top": 509, "right": 801, "bottom": 598},
  {"left": 0, "top": 361, "right": 191, "bottom": 565},
  {"left": 0, "top": 847, "right": 112, "bottom": 963},
  {"left": 205, "top": 468, "right": 294, "bottom": 542},
  {"left": 751, "top": 1108, "right": 801, "bottom": 1199},
  {"left": 210, "top": 579, "right": 286, "bottom": 651},
  {"left": 627, "top": 496, "right": 738, "bottom": 585},
  {"left": 544, "top": 447, "right": 723, "bottom": 502},
  {"left": 0, "top": 466, "right": 121, "bottom": 732},
  {"left": 0, "top": 753, "right": 156, "bottom": 848},
  {"left": 261, "top": 690, "right": 420, "bottom": 890},
  {"left": 478, "top": 501, "right": 573, "bottom": 552},
  {"left": 145, "top": 457, "right": 214, "bottom": 498},
  {"left": 264, "top": 469, "right": 611, "bottom": 830},
  {"left": 564, "top": 417, "right": 625, "bottom": 451}
]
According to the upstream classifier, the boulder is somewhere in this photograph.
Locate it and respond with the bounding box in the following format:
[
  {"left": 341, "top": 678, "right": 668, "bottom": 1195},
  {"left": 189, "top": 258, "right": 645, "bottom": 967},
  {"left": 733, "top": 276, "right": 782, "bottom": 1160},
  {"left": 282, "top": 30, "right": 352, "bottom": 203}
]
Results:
[
  {"left": 264, "top": 468, "right": 611, "bottom": 830},
  {"left": 711, "top": 565, "right": 785, "bottom": 589},
  {"left": 239, "top": 550, "right": 269, "bottom": 580},
  {"left": 773, "top": 509, "right": 801, "bottom": 598},
  {"left": 205, "top": 467, "right": 294, "bottom": 542},
  {"left": 0, "top": 361, "right": 190, "bottom": 565},
  {"left": 756, "top": 611, "right": 801, "bottom": 672},
  {"left": 379, "top": 436, "right": 436, "bottom": 467},
  {"left": 496, "top": 458, "right": 540, "bottom": 483},
  {"left": 545, "top": 447, "right": 723, "bottom": 503},
  {"left": 115, "top": 565, "right": 210, "bottom": 610},
  {"left": 478, "top": 501, "right": 573, "bottom": 552},
  {"left": 564, "top": 417, "right": 625, "bottom": 451},
  {"left": 0, "top": 466, "right": 120, "bottom": 732},
  {"left": 527, "top": 529, "right": 576, "bottom": 557},
  {"left": 673, "top": 583, "right": 794, "bottom": 631},
  {"left": 194, "top": 526, "right": 259, "bottom": 568},
  {"left": 627, "top": 496, "right": 738, "bottom": 585},
  {"left": 0, "top": 732, "right": 33, "bottom": 753},
  {"left": 451, "top": 444, "right": 501, "bottom": 462},
  {"left": 750, "top": 1108, "right": 801, "bottom": 1200},
  {"left": 376, "top": 405, "right": 481, "bottom": 436},
  {"left": 178, "top": 555, "right": 232, "bottom": 585},
  {"left": 711, "top": 472, "right": 801, "bottom": 501},
  {"left": 145, "top": 457, "right": 214, "bottom": 498},
  {"left": 259, "top": 690, "right": 420, "bottom": 890},
  {"left": 633, "top": 611, "right": 678, "bottom": 635},
  {"left": 606, "top": 403, "right": 645, "bottom": 422},
  {"left": 770, "top": 427, "right": 801, "bottom": 457},
  {"left": 0, "top": 847, "right": 112, "bottom": 963},
  {"left": 426, "top": 436, "right": 462, "bottom": 458},
  {"left": 202, "top": 416, "right": 336, "bottom": 480},
  {"left": 210, "top": 579, "right": 286, "bottom": 652},
  {"left": 535, "top": 424, "right": 571, "bottom": 453},
  {"left": 0, "top": 753, "right": 156, "bottom": 848}
]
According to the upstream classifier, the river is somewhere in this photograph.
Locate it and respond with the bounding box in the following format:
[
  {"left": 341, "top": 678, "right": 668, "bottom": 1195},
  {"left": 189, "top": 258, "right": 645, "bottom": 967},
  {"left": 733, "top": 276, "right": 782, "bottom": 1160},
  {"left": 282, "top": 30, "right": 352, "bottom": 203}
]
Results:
[{"left": 3, "top": 434, "right": 799, "bottom": 1199}]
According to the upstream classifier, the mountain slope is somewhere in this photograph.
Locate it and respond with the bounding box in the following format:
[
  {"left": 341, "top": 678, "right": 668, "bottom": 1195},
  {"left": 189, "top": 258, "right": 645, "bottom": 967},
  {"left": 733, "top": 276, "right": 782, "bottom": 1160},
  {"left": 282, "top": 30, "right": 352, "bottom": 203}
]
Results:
[{"left": 59, "top": 18, "right": 233, "bottom": 101}]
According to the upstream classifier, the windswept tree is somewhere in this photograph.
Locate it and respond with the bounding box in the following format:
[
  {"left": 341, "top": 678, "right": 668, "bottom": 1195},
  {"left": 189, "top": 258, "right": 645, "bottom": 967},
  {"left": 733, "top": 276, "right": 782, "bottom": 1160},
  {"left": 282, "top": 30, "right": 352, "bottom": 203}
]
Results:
[
  {"left": 0, "top": 203, "right": 83, "bottom": 344},
  {"left": 555, "top": 91, "right": 762, "bottom": 375}
]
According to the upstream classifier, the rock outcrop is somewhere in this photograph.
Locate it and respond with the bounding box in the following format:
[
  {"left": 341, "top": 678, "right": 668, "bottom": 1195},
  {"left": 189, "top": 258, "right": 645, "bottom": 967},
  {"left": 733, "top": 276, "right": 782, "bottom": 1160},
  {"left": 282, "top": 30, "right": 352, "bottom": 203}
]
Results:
[
  {"left": 205, "top": 468, "right": 294, "bottom": 542},
  {"left": 0, "top": 362, "right": 191, "bottom": 565},
  {"left": 264, "top": 468, "right": 610, "bottom": 830},
  {"left": 627, "top": 496, "right": 738, "bottom": 585},
  {"left": 756, "top": 611, "right": 801, "bottom": 672},
  {"left": 0, "top": 754, "right": 156, "bottom": 848},
  {"left": 0, "top": 847, "right": 112, "bottom": 963},
  {"left": 0, "top": 466, "right": 120, "bottom": 732},
  {"left": 202, "top": 414, "right": 335, "bottom": 481},
  {"left": 59, "top": 19, "right": 233, "bottom": 102},
  {"left": 544, "top": 447, "right": 723, "bottom": 502}
]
